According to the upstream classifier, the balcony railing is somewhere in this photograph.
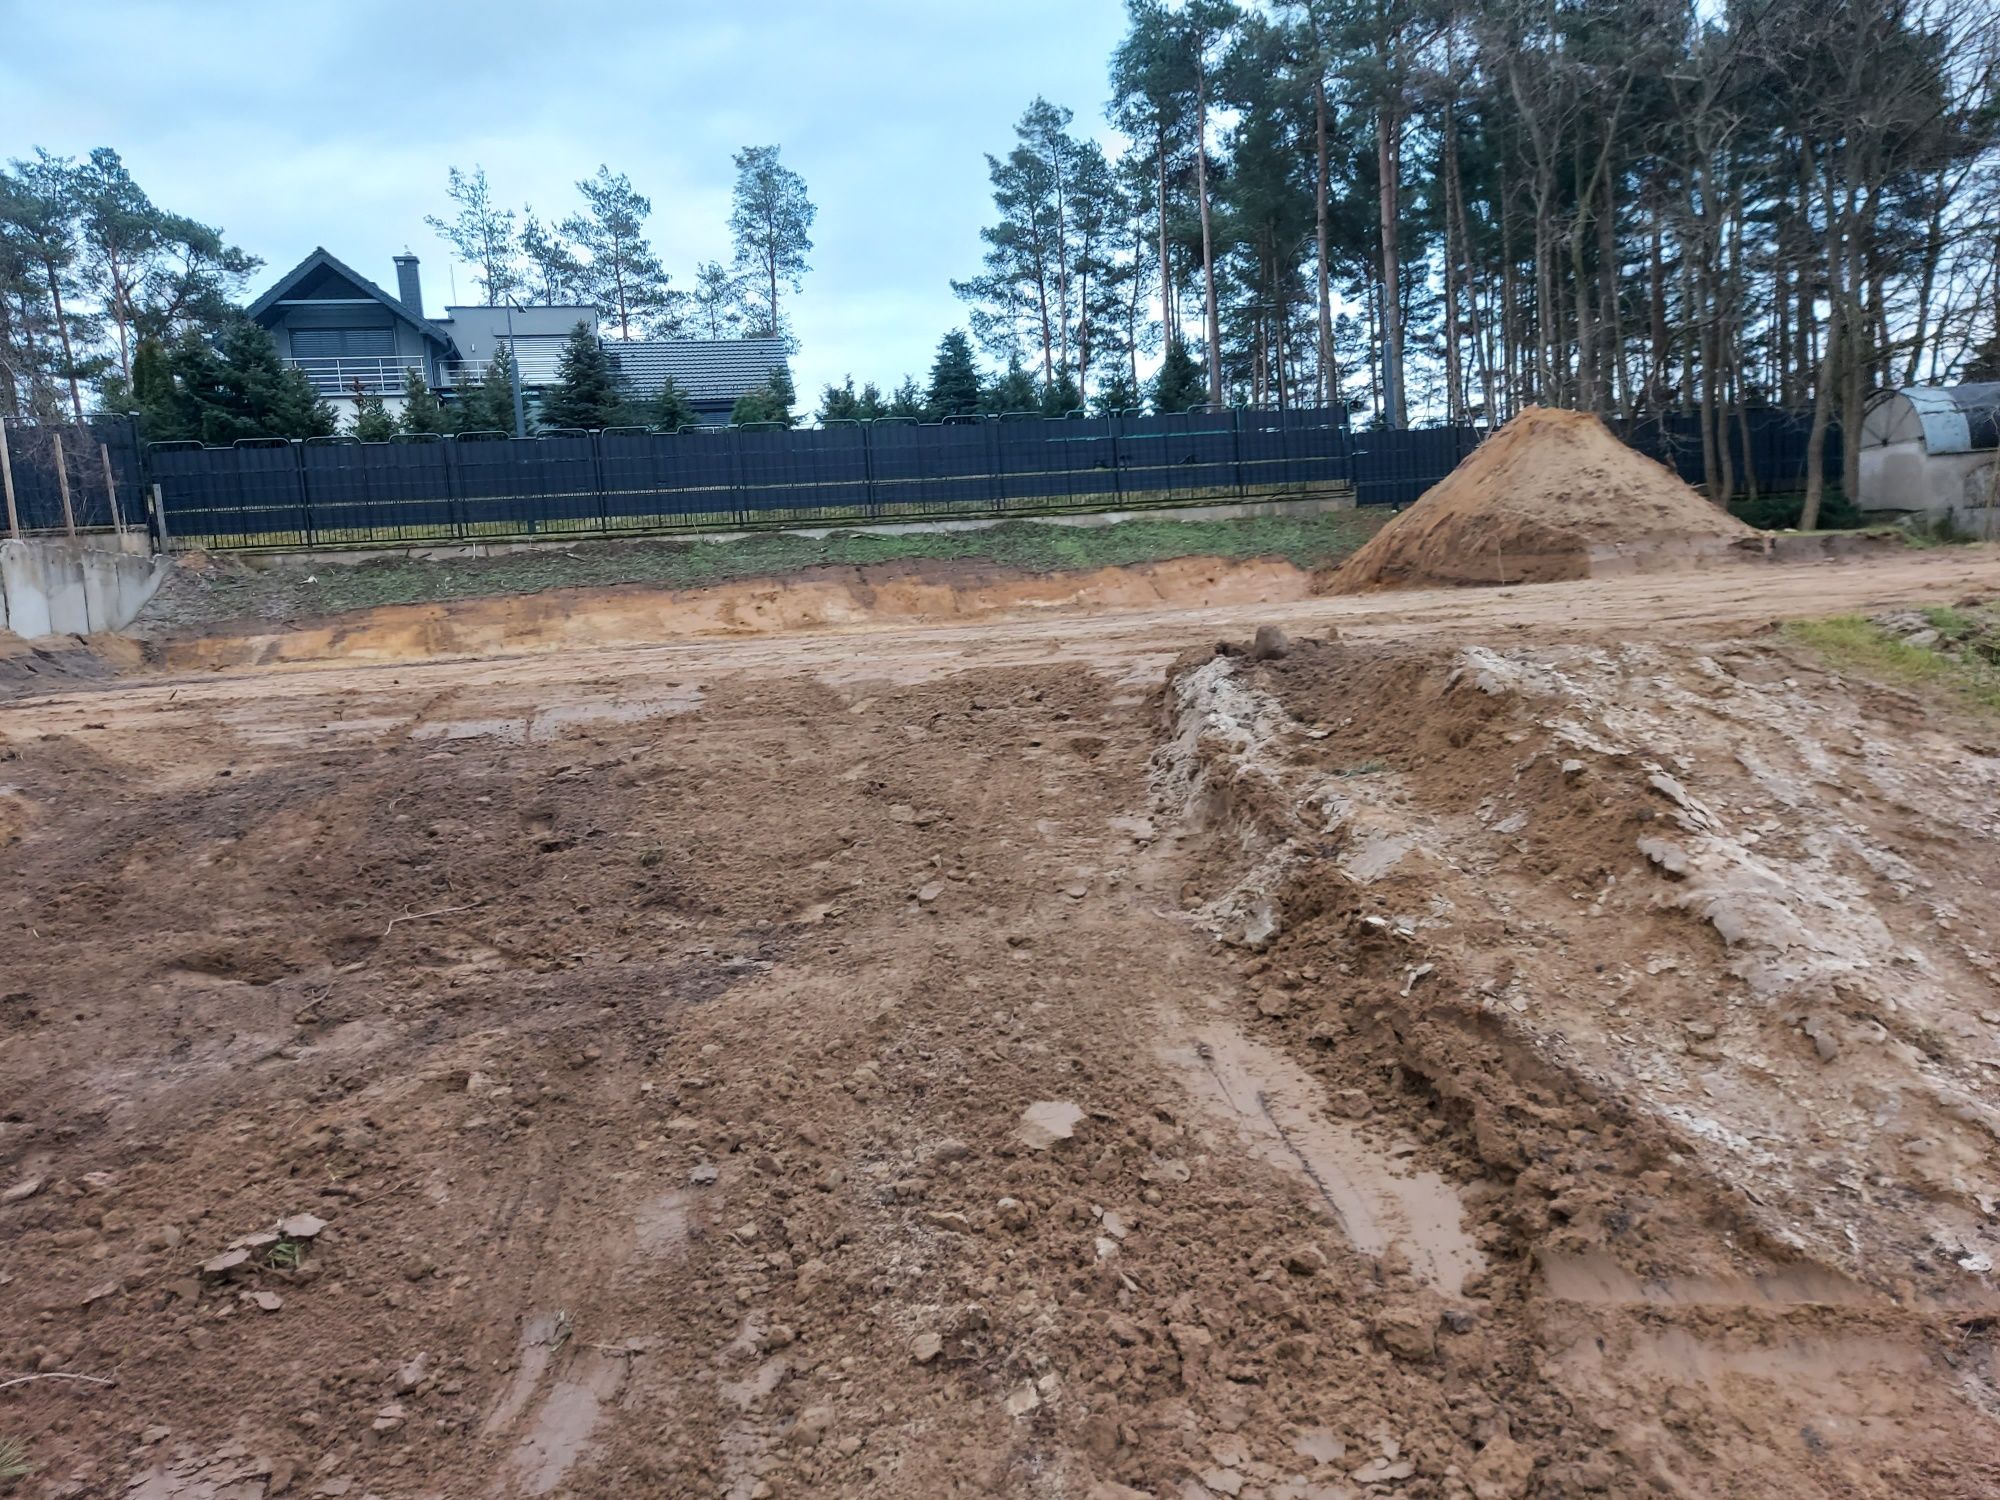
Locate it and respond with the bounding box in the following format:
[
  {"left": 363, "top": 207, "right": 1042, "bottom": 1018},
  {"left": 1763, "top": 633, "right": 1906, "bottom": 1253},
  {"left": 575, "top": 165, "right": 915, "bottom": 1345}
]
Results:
[
  {"left": 438, "top": 351, "right": 565, "bottom": 388},
  {"left": 286, "top": 356, "right": 427, "bottom": 396}
]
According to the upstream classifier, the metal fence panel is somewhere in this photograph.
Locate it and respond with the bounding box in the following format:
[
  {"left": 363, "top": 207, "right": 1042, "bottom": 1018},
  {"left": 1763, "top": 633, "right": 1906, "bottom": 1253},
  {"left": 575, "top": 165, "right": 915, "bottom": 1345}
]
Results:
[
  {"left": 1, "top": 416, "right": 146, "bottom": 533},
  {"left": 130, "top": 406, "right": 1867, "bottom": 549}
]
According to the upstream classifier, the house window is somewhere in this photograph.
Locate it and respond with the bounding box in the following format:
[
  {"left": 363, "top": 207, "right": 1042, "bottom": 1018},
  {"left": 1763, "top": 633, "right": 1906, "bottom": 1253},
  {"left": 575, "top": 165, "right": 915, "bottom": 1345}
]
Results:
[{"left": 290, "top": 327, "right": 396, "bottom": 359}]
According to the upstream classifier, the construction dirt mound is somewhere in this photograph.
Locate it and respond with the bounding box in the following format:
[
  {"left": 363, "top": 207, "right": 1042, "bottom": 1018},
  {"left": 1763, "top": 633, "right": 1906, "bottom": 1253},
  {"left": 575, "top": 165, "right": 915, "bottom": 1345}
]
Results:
[{"left": 1333, "top": 406, "right": 1760, "bottom": 591}]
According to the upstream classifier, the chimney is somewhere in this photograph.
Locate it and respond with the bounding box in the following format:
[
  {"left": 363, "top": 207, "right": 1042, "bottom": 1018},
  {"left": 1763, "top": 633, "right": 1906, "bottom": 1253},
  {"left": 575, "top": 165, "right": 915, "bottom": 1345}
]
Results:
[{"left": 393, "top": 253, "right": 424, "bottom": 314}]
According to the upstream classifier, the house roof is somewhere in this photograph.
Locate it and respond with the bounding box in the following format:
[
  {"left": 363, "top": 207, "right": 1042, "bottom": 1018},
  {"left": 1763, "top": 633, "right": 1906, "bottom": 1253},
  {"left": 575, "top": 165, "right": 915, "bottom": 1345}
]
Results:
[
  {"left": 244, "top": 247, "right": 452, "bottom": 347},
  {"left": 610, "top": 338, "right": 790, "bottom": 404}
]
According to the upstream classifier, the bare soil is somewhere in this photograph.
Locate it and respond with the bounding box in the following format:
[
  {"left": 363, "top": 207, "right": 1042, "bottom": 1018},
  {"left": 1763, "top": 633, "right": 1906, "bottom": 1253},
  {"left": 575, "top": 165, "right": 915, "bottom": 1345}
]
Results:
[
  {"left": 1333, "top": 409, "right": 1758, "bottom": 591},
  {"left": 3, "top": 546, "right": 2000, "bottom": 1500}
]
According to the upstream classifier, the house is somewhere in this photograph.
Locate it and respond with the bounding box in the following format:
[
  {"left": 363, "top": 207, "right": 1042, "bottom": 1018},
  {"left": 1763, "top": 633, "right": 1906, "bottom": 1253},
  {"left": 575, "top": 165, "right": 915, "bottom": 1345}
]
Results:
[
  {"left": 244, "top": 249, "right": 789, "bottom": 429},
  {"left": 1859, "top": 384, "right": 2000, "bottom": 516}
]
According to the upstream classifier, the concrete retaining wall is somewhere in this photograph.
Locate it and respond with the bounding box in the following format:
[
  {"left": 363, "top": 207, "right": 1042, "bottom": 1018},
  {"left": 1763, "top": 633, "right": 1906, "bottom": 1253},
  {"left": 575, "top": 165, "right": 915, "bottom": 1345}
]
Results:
[{"left": 1, "top": 533, "right": 168, "bottom": 640}]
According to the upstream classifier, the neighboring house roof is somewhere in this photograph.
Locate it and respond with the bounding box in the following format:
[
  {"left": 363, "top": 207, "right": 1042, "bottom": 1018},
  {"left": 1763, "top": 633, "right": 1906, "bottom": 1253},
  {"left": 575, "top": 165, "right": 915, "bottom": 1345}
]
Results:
[
  {"left": 245, "top": 247, "right": 452, "bottom": 347},
  {"left": 1861, "top": 383, "right": 2000, "bottom": 454},
  {"left": 610, "top": 338, "right": 790, "bottom": 404}
]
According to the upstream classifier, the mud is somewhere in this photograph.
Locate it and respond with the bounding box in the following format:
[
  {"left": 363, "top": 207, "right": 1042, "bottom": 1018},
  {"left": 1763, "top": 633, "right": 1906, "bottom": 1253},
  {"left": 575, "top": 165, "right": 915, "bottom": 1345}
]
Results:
[{"left": 2, "top": 546, "right": 2000, "bottom": 1499}]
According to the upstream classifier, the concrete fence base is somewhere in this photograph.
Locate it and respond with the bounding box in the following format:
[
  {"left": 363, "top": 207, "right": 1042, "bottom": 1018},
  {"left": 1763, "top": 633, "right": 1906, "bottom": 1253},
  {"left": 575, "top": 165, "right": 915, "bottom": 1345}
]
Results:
[{"left": 1, "top": 533, "right": 169, "bottom": 640}]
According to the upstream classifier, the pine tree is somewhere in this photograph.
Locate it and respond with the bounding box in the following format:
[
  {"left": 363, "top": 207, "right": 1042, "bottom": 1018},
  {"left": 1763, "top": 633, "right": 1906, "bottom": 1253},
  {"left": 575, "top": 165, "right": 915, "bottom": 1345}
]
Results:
[
  {"left": 1151, "top": 337, "right": 1207, "bottom": 412},
  {"left": 537, "top": 321, "right": 625, "bottom": 429},
  {"left": 927, "top": 330, "right": 982, "bottom": 417},
  {"left": 693, "top": 261, "right": 743, "bottom": 339},
  {"left": 649, "top": 376, "right": 698, "bottom": 430},
  {"left": 519, "top": 210, "right": 582, "bottom": 304},
  {"left": 1041, "top": 370, "right": 1083, "bottom": 415},
  {"left": 349, "top": 384, "right": 396, "bottom": 441},
  {"left": 563, "top": 167, "right": 679, "bottom": 339},
  {"left": 425, "top": 166, "right": 520, "bottom": 304},
  {"left": 395, "top": 365, "right": 449, "bottom": 436},
  {"left": 728, "top": 146, "right": 816, "bottom": 344}
]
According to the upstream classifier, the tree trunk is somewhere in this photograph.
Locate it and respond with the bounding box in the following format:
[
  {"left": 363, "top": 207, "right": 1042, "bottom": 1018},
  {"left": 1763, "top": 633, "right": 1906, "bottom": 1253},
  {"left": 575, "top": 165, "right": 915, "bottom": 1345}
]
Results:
[
  {"left": 1195, "top": 63, "right": 1223, "bottom": 406},
  {"left": 44, "top": 262, "right": 86, "bottom": 426},
  {"left": 1155, "top": 130, "right": 1175, "bottom": 338},
  {"left": 1441, "top": 100, "right": 1464, "bottom": 423},
  {"left": 1376, "top": 104, "right": 1407, "bottom": 427},
  {"left": 1314, "top": 75, "right": 1335, "bottom": 411}
]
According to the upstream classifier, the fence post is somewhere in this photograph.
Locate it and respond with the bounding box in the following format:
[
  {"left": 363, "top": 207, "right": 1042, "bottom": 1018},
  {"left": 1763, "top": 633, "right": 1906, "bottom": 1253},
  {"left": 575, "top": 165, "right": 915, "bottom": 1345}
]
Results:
[
  {"left": 443, "top": 439, "right": 465, "bottom": 542},
  {"left": 100, "top": 442, "right": 124, "bottom": 536},
  {"left": 1231, "top": 408, "right": 1245, "bottom": 498},
  {"left": 592, "top": 431, "right": 610, "bottom": 534},
  {"left": 53, "top": 432, "right": 77, "bottom": 535},
  {"left": 729, "top": 428, "right": 748, "bottom": 529},
  {"left": 0, "top": 420, "right": 18, "bottom": 539},
  {"left": 862, "top": 422, "right": 878, "bottom": 518},
  {"left": 1110, "top": 414, "right": 1125, "bottom": 505},
  {"left": 296, "top": 440, "right": 315, "bottom": 549}
]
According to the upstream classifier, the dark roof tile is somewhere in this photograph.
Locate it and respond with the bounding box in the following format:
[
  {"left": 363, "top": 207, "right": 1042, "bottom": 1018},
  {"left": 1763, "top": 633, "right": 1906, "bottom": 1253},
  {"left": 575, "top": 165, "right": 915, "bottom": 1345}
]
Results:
[{"left": 610, "top": 338, "right": 790, "bottom": 403}]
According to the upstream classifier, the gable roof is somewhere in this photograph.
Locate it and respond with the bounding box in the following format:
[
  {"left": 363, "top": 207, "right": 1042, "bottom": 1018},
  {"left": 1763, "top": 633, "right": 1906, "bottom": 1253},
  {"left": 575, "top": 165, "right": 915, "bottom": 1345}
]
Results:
[
  {"left": 244, "top": 247, "right": 451, "bottom": 346},
  {"left": 610, "top": 338, "right": 790, "bottom": 404}
]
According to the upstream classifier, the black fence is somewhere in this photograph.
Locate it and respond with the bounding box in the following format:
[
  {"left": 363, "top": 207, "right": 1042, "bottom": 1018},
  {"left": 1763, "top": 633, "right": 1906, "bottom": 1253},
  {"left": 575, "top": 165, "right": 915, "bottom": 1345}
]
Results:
[
  {"left": 145, "top": 408, "right": 1356, "bottom": 549},
  {"left": 0, "top": 416, "right": 147, "bottom": 533},
  {"left": 1613, "top": 409, "right": 1845, "bottom": 495},
  {"left": 3, "top": 406, "right": 1845, "bottom": 552}
]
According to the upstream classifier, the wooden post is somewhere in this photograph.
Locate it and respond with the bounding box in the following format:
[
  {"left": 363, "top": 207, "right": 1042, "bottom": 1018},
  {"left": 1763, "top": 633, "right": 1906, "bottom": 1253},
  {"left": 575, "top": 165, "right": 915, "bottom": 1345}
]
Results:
[
  {"left": 151, "top": 482, "right": 171, "bottom": 552},
  {"left": 0, "top": 420, "right": 18, "bottom": 539},
  {"left": 100, "top": 442, "right": 124, "bottom": 535},
  {"left": 53, "top": 431, "right": 77, "bottom": 536}
]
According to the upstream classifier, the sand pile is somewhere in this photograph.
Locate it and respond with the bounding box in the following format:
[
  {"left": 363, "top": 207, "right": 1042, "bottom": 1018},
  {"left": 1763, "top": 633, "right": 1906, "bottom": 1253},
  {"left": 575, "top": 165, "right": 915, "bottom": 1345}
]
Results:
[{"left": 1333, "top": 406, "right": 1758, "bottom": 591}]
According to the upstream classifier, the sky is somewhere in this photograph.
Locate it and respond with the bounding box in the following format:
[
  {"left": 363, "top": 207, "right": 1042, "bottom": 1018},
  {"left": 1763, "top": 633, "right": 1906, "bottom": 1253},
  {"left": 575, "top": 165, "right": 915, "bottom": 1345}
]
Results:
[{"left": 2, "top": 0, "right": 1136, "bottom": 405}]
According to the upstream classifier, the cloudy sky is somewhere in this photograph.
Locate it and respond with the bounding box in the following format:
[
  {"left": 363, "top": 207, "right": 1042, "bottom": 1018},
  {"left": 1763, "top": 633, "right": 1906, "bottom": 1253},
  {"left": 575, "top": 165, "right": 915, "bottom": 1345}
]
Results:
[{"left": 5, "top": 0, "right": 1135, "bottom": 404}]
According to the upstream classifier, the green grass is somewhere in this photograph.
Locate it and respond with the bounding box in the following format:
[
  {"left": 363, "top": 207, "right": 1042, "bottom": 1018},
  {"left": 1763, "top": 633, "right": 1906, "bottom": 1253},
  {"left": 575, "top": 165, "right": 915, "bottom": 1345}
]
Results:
[
  {"left": 162, "top": 509, "right": 1386, "bottom": 627},
  {"left": 1783, "top": 612, "right": 2000, "bottom": 713}
]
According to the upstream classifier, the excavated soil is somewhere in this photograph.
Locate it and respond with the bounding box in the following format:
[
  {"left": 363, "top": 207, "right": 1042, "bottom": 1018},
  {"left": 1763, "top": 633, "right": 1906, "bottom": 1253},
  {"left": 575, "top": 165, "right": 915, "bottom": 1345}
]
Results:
[
  {"left": 143, "top": 556, "right": 1323, "bottom": 673},
  {"left": 1333, "top": 409, "right": 1759, "bottom": 591},
  {"left": 3, "top": 551, "right": 2000, "bottom": 1499}
]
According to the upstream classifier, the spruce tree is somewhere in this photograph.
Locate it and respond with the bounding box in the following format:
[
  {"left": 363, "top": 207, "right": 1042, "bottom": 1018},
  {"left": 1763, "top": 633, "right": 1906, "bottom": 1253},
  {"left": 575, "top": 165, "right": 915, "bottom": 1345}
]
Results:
[
  {"left": 168, "top": 318, "right": 335, "bottom": 443},
  {"left": 349, "top": 385, "right": 396, "bottom": 441},
  {"left": 887, "top": 377, "right": 927, "bottom": 418},
  {"left": 926, "top": 331, "right": 981, "bottom": 417},
  {"left": 730, "top": 368, "right": 795, "bottom": 427},
  {"left": 537, "top": 321, "right": 623, "bottom": 429},
  {"left": 129, "top": 334, "right": 183, "bottom": 440},
  {"left": 1091, "top": 369, "right": 1141, "bottom": 416},
  {"left": 454, "top": 347, "right": 522, "bottom": 435},
  {"left": 1150, "top": 338, "right": 1207, "bottom": 413},
  {"left": 650, "top": 376, "right": 698, "bottom": 430},
  {"left": 1040, "top": 370, "right": 1083, "bottom": 416},
  {"left": 982, "top": 355, "right": 1040, "bottom": 414},
  {"left": 395, "top": 366, "right": 449, "bottom": 436}
]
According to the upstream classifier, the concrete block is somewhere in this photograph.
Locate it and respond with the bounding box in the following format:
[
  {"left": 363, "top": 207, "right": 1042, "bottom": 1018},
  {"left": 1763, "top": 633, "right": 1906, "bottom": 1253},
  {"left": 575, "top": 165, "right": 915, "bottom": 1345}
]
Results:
[
  {"left": 42, "top": 546, "right": 89, "bottom": 635},
  {"left": 1, "top": 540, "right": 53, "bottom": 639},
  {"left": 1, "top": 536, "right": 166, "bottom": 640}
]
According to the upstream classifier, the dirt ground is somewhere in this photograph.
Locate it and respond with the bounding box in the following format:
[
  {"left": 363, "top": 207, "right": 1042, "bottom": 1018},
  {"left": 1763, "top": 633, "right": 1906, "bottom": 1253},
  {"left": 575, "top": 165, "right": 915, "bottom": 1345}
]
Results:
[{"left": 4, "top": 545, "right": 2000, "bottom": 1500}]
